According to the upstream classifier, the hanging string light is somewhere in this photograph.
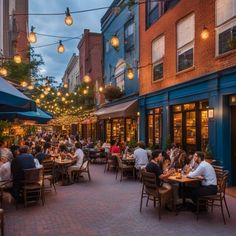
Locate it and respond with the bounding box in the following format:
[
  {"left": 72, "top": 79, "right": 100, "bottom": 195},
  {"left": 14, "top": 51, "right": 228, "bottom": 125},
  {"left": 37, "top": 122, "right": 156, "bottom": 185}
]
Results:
[
  {"left": 21, "top": 81, "right": 28, "bottom": 87},
  {"left": 28, "top": 84, "right": 34, "bottom": 90},
  {"left": 83, "top": 74, "right": 91, "bottom": 83},
  {"left": 63, "top": 83, "right": 68, "bottom": 88},
  {"left": 13, "top": 54, "right": 22, "bottom": 64},
  {"left": 0, "top": 67, "right": 7, "bottom": 77},
  {"left": 65, "top": 7, "right": 73, "bottom": 26},
  {"left": 57, "top": 40, "right": 65, "bottom": 53},
  {"left": 28, "top": 26, "right": 37, "bottom": 43},
  {"left": 110, "top": 35, "right": 120, "bottom": 49},
  {"left": 83, "top": 89, "right": 88, "bottom": 95},
  {"left": 57, "top": 91, "right": 61, "bottom": 96},
  {"left": 99, "top": 86, "right": 103, "bottom": 92},
  {"left": 36, "top": 98, "right": 40, "bottom": 104}
]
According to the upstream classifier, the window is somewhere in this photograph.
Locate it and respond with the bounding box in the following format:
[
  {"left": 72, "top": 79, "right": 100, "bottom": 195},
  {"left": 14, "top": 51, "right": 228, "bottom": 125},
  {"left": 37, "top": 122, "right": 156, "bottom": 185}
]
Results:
[
  {"left": 216, "top": 0, "right": 236, "bottom": 55},
  {"left": 114, "top": 60, "right": 126, "bottom": 91},
  {"left": 152, "top": 36, "right": 165, "bottom": 81},
  {"left": 146, "top": 0, "right": 161, "bottom": 28},
  {"left": 177, "top": 14, "right": 195, "bottom": 72},
  {"left": 124, "top": 20, "right": 135, "bottom": 52}
]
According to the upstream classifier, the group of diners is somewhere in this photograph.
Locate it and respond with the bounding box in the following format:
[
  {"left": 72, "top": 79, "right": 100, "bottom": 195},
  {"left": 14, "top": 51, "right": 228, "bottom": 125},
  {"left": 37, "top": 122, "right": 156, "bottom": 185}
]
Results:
[{"left": 0, "top": 133, "right": 86, "bottom": 203}]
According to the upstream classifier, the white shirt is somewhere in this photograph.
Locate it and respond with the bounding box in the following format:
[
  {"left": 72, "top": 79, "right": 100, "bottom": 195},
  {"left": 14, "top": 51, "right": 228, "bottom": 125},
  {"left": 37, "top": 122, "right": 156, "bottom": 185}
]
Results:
[
  {"left": 133, "top": 148, "right": 149, "bottom": 169},
  {"left": 0, "top": 162, "right": 11, "bottom": 181},
  {"left": 74, "top": 148, "right": 84, "bottom": 167},
  {"left": 188, "top": 160, "right": 217, "bottom": 186},
  {"left": 34, "top": 159, "right": 43, "bottom": 169}
]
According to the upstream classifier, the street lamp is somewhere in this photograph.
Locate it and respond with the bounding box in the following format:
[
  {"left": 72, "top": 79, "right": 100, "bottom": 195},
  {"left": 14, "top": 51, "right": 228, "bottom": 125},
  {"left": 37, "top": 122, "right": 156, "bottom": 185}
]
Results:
[
  {"left": 57, "top": 40, "right": 65, "bottom": 53},
  {"left": 65, "top": 7, "right": 73, "bottom": 26}
]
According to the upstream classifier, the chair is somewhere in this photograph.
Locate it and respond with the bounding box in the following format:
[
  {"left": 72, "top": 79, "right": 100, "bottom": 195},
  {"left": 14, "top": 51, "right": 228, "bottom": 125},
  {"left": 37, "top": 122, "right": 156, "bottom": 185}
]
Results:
[
  {"left": 22, "top": 167, "right": 44, "bottom": 207},
  {"left": 71, "top": 160, "right": 91, "bottom": 182},
  {"left": 196, "top": 170, "right": 230, "bottom": 224},
  {"left": 104, "top": 153, "right": 118, "bottom": 173},
  {"left": 0, "top": 209, "right": 4, "bottom": 236},
  {"left": 0, "top": 180, "right": 12, "bottom": 207},
  {"left": 116, "top": 156, "right": 135, "bottom": 182},
  {"left": 140, "top": 170, "right": 173, "bottom": 220},
  {"left": 42, "top": 160, "right": 56, "bottom": 192}
]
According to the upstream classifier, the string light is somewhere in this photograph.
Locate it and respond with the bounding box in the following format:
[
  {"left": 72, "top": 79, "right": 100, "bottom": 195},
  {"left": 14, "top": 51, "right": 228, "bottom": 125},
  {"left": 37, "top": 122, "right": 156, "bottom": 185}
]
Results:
[
  {"left": 57, "top": 91, "right": 61, "bottom": 96},
  {"left": 28, "top": 26, "right": 37, "bottom": 43},
  {"left": 65, "top": 7, "right": 73, "bottom": 26},
  {"left": 21, "top": 81, "right": 28, "bottom": 87},
  {"left": 13, "top": 54, "right": 22, "bottom": 64},
  {"left": 110, "top": 35, "right": 119, "bottom": 49},
  {"left": 83, "top": 74, "right": 91, "bottom": 83},
  {"left": 99, "top": 86, "right": 103, "bottom": 92},
  {"left": 28, "top": 84, "right": 34, "bottom": 90},
  {"left": 0, "top": 67, "right": 7, "bottom": 77},
  {"left": 64, "top": 83, "right": 68, "bottom": 88},
  {"left": 57, "top": 40, "right": 65, "bottom": 53}
]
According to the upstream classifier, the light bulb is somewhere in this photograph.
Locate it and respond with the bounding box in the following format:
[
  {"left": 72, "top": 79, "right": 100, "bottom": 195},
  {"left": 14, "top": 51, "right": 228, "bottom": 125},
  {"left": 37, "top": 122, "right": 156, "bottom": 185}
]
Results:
[
  {"left": 21, "top": 81, "right": 28, "bottom": 87},
  {"left": 65, "top": 7, "right": 73, "bottom": 26},
  {"left": 28, "top": 26, "right": 37, "bottom": 43},
  {"left": 14, "top": 54, "right": 22, "bottom": 64},
  {"left": 127, "top": 68, "right": 134, "bottom": 80},
  {"left": 57, "top": 40, "right": 65, "bottom": 54},
  {"left": 28, "top": 84, "right": 34, "bottom": 90},
  {"left": 0, "top": 67, "right": 7, "bottom": 77},
  {"left": 99, "top": 86, "right": 103, "bottom": 92},
  {"left": 201, "top": 26, "right": 209, "bottom": 40},
  {"left": 83, "top": 74, "right": 91, "bottom": 83},
  {"left": 110, "top": 35, "right": 119, "bottom": 48},
  {"left": 57, "top": 91, "right": 61, "bottom": 96}
]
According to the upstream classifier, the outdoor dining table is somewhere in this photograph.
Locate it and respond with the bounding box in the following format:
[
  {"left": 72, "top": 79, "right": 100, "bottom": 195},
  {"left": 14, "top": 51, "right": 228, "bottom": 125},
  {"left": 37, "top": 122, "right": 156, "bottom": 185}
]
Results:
[
  {"left": 168, "top": 174, "right": 202, "bottom": 205},
  {"left": 54, "top": 158, "right": 75, "bottom": 185},
  {"left": 122, "top": 157, "right": 135, "bottom": 166}
]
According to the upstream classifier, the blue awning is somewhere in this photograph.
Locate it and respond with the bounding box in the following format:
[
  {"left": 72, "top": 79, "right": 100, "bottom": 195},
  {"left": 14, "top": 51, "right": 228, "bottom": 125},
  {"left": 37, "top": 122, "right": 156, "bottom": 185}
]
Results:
[
  {"left": 0, "top": 108, "right": 52, "bottom": 124},
  {"left": 0, "top": 77, "right": 36, "bottom": 112}
]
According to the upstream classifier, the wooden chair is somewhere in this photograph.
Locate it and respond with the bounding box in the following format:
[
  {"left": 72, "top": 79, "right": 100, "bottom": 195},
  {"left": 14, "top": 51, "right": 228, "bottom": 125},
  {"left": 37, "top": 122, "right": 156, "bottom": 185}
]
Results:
[
  {"left": 104, "top": 154, "right": 118, "bottom": 173},
  {"left": 0, "top": 209, "right": 4, "bottom": 236},
  {"left": 42, "top": 160, "right": 56, "bottom": 192},
  {"left": 72, "top": 160, "right": 91, "bottom": 182},
  {"left": 22, "top": 167, "right": 45, "bottom": 207},
  {"left": 0, "top": 180, "right": 12, "bottom": 208},
  {"left": 116, "top": 156, "right": 135, "bottom": 182},
  {"left": 196, "top": 170, "right": 230, "bottom": 224}
]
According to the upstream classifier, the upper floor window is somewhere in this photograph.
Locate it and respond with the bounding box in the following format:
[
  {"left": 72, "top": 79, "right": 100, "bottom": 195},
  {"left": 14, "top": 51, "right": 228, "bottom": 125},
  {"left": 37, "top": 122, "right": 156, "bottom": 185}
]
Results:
[
  {"left": 152, "top": 35, "right": 165, "bottom": 81},
  {"left": 124, "top": 20, "right": 135, "bottom": 52},
  {"left": 114, "top": 60, "right": 126, "bottom": 91},
  {"left": 146, "top": 0, "right": 162, "bottom": 28},
  {"left": 177, "top": 14, "right": 195, "bottom": 72},
  {"left": 216, "top": 0, "right": 236, "bottom": 55}
]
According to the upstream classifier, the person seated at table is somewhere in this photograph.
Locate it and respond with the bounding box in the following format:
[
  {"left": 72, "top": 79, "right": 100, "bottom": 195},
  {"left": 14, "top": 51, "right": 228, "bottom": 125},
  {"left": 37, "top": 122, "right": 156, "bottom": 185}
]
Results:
[
  {"left": 10, "top": 145, "right": 36, "bottom": 201},
  {"left": 110, "top": 140, "right": 120, "bottom": 154},
  {"left": 0, "top": 155, "right": 12, "bottom": 186},
  {"left": 35, "top": 145, "right": 48, "bottom": 164},
  {"left": 169, "top": 143, "right": 180, "bottom": 165},
  {"left": 171, "top": 151, "right": 188, "bottom": 170},
  {"left": 146, "top": 150, "right": 175, "bottom": 208},
  {"left": 102, "top": 140, "right": 111, "bottom": 154},
  {"left": 0, "top": 140, "right": 13, "bottom": 162},
  {"left": 67, "top": 142, "right": 84, "bottom": 183},
  {"left": 186, "top": 151, "right": 217, "bottom": 204},
  {"left": 162, "top": 152, "right": 171, "bottom": 172},
  {"left": 133, "top": 141, "right": 148, "bottom": 170}
]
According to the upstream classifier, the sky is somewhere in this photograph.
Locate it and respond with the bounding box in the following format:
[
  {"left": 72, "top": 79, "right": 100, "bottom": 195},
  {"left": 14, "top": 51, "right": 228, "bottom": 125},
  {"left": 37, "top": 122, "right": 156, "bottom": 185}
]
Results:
[{"left": 29, "top": 0, "right": 112, "bottom": 84}]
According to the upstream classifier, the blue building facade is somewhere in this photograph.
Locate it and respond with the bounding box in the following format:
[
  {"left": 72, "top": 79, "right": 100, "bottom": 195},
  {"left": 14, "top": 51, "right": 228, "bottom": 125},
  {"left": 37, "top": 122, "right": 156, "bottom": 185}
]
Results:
[
  {"left": 139, "top": 66, "right": 236, "bottom": 185},
  {"left": 96, "top": 0, "right": 139, "bottom": 143}
]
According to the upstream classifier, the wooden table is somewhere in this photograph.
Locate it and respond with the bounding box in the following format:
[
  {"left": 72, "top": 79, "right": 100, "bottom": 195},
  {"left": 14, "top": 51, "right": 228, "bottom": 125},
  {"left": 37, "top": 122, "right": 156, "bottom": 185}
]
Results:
[
  {"left": 54, "top": 159, "right": 75, "bottom": 185},
  {"left": 168, "top": 174, "right": 201, "bottom": 205},
  {"left": 122, "top": 158, "right": 135, "bottom": 165}
]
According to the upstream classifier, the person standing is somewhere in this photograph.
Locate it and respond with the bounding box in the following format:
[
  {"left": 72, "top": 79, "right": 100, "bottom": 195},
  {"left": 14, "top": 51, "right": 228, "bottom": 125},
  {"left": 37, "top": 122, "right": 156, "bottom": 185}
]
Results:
[{"left": 133, "top": 141, "right": 149, "bottom": 170}]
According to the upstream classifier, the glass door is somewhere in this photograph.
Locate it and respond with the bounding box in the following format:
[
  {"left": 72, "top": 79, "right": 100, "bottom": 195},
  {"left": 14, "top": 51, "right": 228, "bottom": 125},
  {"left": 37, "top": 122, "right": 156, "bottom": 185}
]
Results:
[
  {"left": 173, "top": 113, "right": 182, "bottom": 146},
  {"left": 105, "top": 120, "right": 111, "bottom": 142}
]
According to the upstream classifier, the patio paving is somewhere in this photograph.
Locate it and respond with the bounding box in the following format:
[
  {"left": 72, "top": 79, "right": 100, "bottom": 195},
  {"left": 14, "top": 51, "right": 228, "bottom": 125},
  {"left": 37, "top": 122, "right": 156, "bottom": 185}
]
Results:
[{"left": 3, "top": 164, "right": 236, "bottom": 236}]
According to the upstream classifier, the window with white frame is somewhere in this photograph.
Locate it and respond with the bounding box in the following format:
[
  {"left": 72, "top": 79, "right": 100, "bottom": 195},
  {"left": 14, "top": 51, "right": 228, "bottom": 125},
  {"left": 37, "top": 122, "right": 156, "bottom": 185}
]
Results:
[
  {"left": 152, "top": 35, "right": 165, "bottom": 81},
  {"left": 177, "top": 14, "right": 195, "bottom": 72},
  {"left": 114, "top": 61, "right": 126, "bottom": 91},
  {"left": 216, "top": 0, "right": 236, "bottom": 55}
]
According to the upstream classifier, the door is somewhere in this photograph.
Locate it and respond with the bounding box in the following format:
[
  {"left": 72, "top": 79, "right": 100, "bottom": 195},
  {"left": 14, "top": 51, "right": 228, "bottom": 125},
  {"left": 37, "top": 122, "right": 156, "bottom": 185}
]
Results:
[{"left": 231, "top": 106, "right": 236, "bottom": 185}]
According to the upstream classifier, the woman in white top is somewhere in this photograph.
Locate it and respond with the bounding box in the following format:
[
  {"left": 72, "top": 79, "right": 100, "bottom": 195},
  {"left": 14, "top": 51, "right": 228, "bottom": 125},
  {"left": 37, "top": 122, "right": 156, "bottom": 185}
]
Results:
[
  {"left": 0, "top": 156, "right": 12, "bottom": 187},
  {"left": 67, "top": 142, "right": 84, "bottom": 183}
]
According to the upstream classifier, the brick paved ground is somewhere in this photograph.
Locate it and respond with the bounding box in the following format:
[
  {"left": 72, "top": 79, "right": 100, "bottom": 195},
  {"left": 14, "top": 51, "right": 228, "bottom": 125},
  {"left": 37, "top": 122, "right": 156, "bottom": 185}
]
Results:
[{"left": 3, "top": 165, "right": 236, "bottom": 236}]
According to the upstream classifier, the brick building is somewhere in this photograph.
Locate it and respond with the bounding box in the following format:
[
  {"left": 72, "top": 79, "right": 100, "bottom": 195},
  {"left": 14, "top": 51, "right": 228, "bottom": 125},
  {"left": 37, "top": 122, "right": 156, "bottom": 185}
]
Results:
[{"left": 138, "top": 0, "right": 236, "bottom": 184}]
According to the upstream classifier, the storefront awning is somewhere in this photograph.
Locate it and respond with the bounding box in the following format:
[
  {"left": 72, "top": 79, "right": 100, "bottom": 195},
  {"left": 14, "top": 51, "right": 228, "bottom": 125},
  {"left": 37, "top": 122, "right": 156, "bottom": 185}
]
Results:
[{"left": 95, "top": 99, "right": 138, "bottom": 119}]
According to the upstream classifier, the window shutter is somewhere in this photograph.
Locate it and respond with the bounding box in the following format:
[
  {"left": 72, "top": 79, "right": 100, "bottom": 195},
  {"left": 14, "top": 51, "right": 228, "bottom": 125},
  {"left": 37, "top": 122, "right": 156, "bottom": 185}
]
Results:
[
  {"left": 177, "top": 14, "right": 195, "bottom": 49},
  {"left": 152, "top": 36, "right": 165, "bottom": 63},
  {"left": 216, "top": 0, "right": 236, "bottom": 26}
]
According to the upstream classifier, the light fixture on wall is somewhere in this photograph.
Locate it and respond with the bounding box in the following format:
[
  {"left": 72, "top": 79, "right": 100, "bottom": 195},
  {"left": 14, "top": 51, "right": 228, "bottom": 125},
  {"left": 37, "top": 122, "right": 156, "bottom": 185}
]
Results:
[
  {"left": 207, "top": 107, "right": 214, "bottom": 119},
  {"left": 201, "top": 26, "right": 209, "bottom": 40},
  {"left": 28, "top": 26, "right": 37, "bottom": 43},
  {"left": 57, "top": 40, "right": 65, "bottom": 53},
  {"left": 65, "top": 7, "right": 73, "bottom": 26},
  {"left": 110, "top": 35, "right": 120, "bottom": 49},
  {"left": 126, "top": 67, "right": 134, "bottom": 80}
]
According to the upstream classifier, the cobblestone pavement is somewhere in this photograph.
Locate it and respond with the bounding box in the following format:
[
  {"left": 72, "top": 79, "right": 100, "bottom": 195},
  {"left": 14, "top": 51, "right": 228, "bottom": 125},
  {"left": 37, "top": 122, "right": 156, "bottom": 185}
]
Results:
[{"left": 3, "top": 164, "right": 236, "bottom": 236}]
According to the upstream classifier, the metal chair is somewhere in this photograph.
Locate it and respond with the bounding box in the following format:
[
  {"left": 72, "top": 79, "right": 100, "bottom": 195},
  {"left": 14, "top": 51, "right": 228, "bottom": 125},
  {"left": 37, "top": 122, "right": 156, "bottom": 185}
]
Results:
[
  {"left": 196, "top": 170, "right": 230, "bottom": 224},
  {"left": 116, "top": 156, "right": 135, "bottom": 182},
  {"left": 72, "top": 160, "right": 91, "bottom": 182}
]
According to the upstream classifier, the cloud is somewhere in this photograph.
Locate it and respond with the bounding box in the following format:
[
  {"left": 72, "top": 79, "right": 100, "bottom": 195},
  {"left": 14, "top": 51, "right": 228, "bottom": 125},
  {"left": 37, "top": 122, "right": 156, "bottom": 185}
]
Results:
[{"left": 29, "top": 0, "right": 112, "bottom": 83}]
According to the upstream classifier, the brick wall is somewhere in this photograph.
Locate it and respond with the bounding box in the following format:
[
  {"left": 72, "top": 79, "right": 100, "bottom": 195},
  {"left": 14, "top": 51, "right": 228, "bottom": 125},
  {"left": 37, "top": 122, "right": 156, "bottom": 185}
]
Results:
[{"left": 139, "top": 0, "right": 236, "bottom": 96}]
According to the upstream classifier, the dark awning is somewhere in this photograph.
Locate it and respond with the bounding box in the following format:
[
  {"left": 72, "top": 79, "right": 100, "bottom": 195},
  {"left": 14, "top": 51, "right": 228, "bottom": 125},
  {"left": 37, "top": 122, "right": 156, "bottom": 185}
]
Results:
[
  {"left": 95, "top": 99, "right": 138, "bottom": 119},
  {"left": 0, "top": 108, "right": 52, "bottom": 124},
  {"left": 0, "top": 77, "right": 36, "bottom": 112}
]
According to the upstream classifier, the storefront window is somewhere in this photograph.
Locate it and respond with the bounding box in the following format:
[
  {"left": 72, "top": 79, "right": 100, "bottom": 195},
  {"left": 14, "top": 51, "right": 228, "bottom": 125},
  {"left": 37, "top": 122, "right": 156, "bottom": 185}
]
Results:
[
  {"left": 186, "top": 111, "right": 196, "bottom": 145},
  {"left": 126, "top": 118, "right": 137, "bottom": 142},
  {"left": 148, "top": 112, "right": 154, "bottom": 146},
  {"left": 201, "top": 110, "right": 208, "bottom": 151},
  {"left": 105, "top": 120, "right": 111, "bottom": 143},
  {"left": 173, "top": 113, "right": 182, "bottom": 145}
]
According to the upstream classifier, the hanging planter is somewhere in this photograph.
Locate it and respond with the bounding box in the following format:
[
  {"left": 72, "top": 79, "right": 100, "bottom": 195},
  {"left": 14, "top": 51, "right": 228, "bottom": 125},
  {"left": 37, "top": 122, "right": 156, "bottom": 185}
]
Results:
[{"left": 104, "top": 85, "right": 123, "bottom": 101}]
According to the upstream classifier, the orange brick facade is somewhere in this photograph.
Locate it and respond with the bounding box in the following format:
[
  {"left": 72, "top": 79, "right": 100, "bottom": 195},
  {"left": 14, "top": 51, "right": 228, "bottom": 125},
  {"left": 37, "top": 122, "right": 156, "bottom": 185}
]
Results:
[{"left": 139, "top": 0, "right": 236, "bottom": 96}]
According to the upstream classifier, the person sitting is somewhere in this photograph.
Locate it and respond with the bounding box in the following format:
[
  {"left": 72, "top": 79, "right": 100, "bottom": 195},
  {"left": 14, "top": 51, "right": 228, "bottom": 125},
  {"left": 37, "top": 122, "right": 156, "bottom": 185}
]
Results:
[
  {"left": 110, "top": 140, "right": 120, "bottom": 154},
  {"left": 146, "top": 150, "right": 174, "bottom": 208},
  {"left": 0, "top": 140, "right": 13, "bottom": 162},
  {"left": 133, "top": 141, "right": 148, "bottom": 170},
  {"left": 186, "top": 151, "right": 217, "bottom": 204},
  {"left": 102, "top": 140, "right": 111, "bottom": 155},
  {"left": 35, "top": 145, "right": 48, "bottom": 164},
  {"left": 67, "top": 142, "right": 84, "bottom": 183},
  {"left": 0, "top": 155, "right": 12, "bottom": 187},
  {"left": 10, "top": 145, "right": 36, "bottom": 201}
]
